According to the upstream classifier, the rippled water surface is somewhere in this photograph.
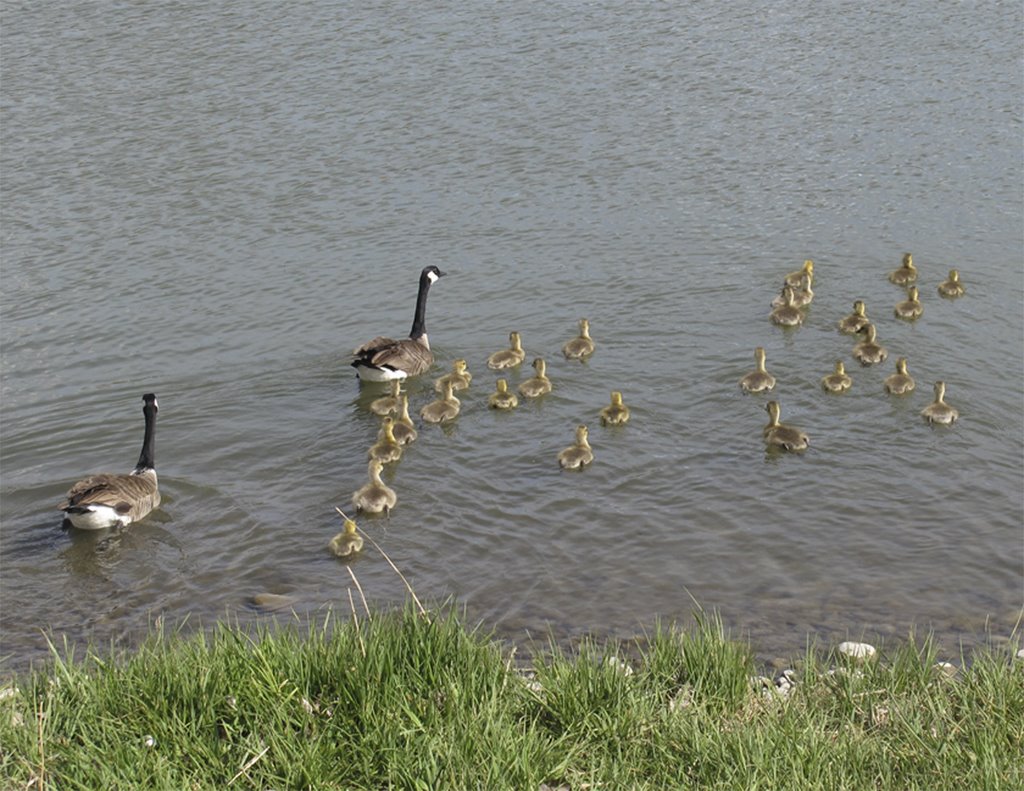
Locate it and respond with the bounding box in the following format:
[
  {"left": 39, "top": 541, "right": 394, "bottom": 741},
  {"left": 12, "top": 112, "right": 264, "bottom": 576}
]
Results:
[{"left": 2, "top": 2, "right": 1022, "bottom": 670}]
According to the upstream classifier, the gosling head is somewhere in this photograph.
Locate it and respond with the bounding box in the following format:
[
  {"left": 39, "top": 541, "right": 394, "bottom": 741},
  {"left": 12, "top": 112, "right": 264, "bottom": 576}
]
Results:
[
  {"left": 907, "top": 286, "right": 919, "bottom": 301},
  {"left": 578, "top": 318, "right": 591, "bottom": 335},
  {"left": 781, "top": 286, "right": 796, "bottom": 305},
  {"left": 947, "top": 268, "right": 960, "bottom": 282},
  {"left": 834, "top": 360, "right": 846, "bottom": 375},
  {"left": 610, "top": 391, "right": 624, "bottom": 406},
  {"left": 765, "top": 400, "right": 782, "bottom": 422},
  {"left": 896, "top": 357, "right": 909, "bottom": 374},
  {"left": 510, "top": 331, "right": 522, "bottom": 349},
  {"left": 754, "top": 347, "right": 767, "bottom": 364},
  {"left": 853, "top": 300, "right": 866, "bottom": 316},
  {"left": 532, "top": 357, "right": 546, "bottom": 375},
  {"left": 859, "top": 323, "right": 878, "bottom": 342},
  {"left": 803, "top": 259, "right": 814, "bottom": 275},
  {"left": 495, "top": 378, "right": 509, "bottom": 394},
  {"left": 575, "top": 424, "right": 589, "bottom": 444},
  {"left": 453, "top": 358, "right": 468, "bottom": 373},
  {"left": 934, "top": 380, "right": 947, "bottom": 400}
]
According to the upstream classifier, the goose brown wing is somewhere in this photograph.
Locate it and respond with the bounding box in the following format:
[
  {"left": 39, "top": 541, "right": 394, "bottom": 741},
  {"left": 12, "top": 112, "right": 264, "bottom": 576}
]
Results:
[
  {"left": 59, "top": 473, "right": 158, "bottom": 515},
  {"left": 367, "top": 339, "right": 433, "bottom": 376}
]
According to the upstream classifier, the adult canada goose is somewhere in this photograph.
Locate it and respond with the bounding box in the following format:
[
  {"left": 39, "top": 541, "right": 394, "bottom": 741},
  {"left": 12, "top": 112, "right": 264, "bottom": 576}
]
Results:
[
  {"left": 884, "top": 357, "right": 916, "bottom": 395},
  {"left": 600, "top": 391, "right": 630, "bottom": 425},
  {"left": 558, "top": 425, "right": 594, "bottom": 469},
  {"left": 369, "top": 380, "right": 402, "bottom": 416},
  {"left": 352, "top": 459, "right": 397, "bottom": 514},
  {"left": 785, "top": 259, "right": 814, "bottom": 288},
  {"left": 921, "top": 381, "right": 959, "bottom": 425},
  {"left": 739, "top": 347, "right": 776, "bottom": 393},
  {"left": 488, "top": 378, "right": 518, "bottom": 409},
  {"left": 562, "top": 318, "right": 595, "bottom": 360},
  {"left": 420, "top": 379, "right": 461, "bottom": 423},
  {"left": 821, "top": 361, "right": 853, "bottom": 393},
  {"left": 391, "top": 394, "right": 417, "bottom": 444},
  {"left": 894, "top": 286, "right": 924, "bottom": 320},
  {"left": 763, "top": 401, "right": 809, "bottom": 451},
  {"left": 329, "top": 509, "right": 363, "bottom": 557},
  {"left": 852, "top": 323, "right": 888, "bottom": 365},
  {"left": 368, "top": 417, "right": 403, "bottom": 464},
  {"left": 838, "top": 300, "right": 870, "bottom": 334},
  {"left": 518, "top": 358, "right": 552, "bottom": 398},
  {"left": 938, "top": 269, "right": 965, "bottom": 298},
  {"left": 434, "top": 358, "right": 472, "bottom": 392},
  {"left": 487, "top": 331, "right": 526, "bottom": 369},
  {"left": 888, "top": 253, "right": 917, "bottom": 286},
  {"left": 58, "top": 393, "right": 160, "bottom": 530},
  {"left": 351, "top": 265, "right": 446, "bottom": 381},
  {"left": 769, "top": 287, "right": 804, "bottom": 327}
]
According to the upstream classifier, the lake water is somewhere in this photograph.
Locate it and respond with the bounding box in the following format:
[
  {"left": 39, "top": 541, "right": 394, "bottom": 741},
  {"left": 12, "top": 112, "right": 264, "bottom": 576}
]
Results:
[{"left": 2, "top": 2, "right": 1022, "bottom": 672}]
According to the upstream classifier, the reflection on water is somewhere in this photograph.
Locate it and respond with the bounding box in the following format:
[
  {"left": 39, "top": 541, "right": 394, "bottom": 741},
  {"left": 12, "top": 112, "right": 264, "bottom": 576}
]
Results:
[{"left": 1, "top": 1, "right": 1022, "bottom": 672}]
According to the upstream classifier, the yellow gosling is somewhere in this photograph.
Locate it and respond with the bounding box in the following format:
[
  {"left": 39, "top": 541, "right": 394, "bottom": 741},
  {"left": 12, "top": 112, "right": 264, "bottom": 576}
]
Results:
[
  {"left": 420, "top": 380, "right": 461, "bottom": 423},
  {"left": 557, "top": 425, "right": 594, "bottom": 469},
  {"left": 889, "top": 252, "right": 917, "bottom": 285},
  {"left": 921, "top": 381, "right": 959, "bottom": 425},
  {"left": 763, "top": 401, "right": 809, "bottom": 451},
  {"left": 435, "top": 358, "right": 472, "bottom": 392},
  {"left": 600, "top": 391, "right": 630, "bottom": 425},
  {"left": 368, "top": 417, "right": 402, "bottom": 464},
  {"left": 938, "top": 268, "right": 965, "bottom": 298},
  {"left": 894, "top": 286, "right": 924, "bottom": 320},
  {"left": 852, "top": 323, "right": 888, "bottom": 365},
  {"left": 487, "top": 331, "right": 526, "bottom": 369},
  {"left": 785, "top": 259, "right": 814, "bottom": 288},
  {"left": 739, "top": 347, "right": 776, "bottom": 393},
  {"left": 770, "top": 286, "right": 804, "bottom": 327},
  {"left": 352, "top": 459, "right": 397, "bottom": 515},
  {"left": 821, "top": 361, "right": 852, "bottom": 393},
  {"left": 329, "top": 509, "right": 363, "bottom": 557},
  {"left": 488, "top": 378, "right": 518, "bottom": 410},
  {"left": 369, "top": 380, "right": 402, "bottom": 416},
  {"left": 884, "top": 358, "right": 916, "bottom": 395},
  {"left": 562, "top": 318, "right": 595, "bottom": 360},
  {"left": 838, "top": 300, "right": 870, "bottom": 334},
  {"left": 391, "top": 394, "right": 417, "bottom": 445},
  {"left": 518, "top": 357, "right": 552, "bottom": 398}
]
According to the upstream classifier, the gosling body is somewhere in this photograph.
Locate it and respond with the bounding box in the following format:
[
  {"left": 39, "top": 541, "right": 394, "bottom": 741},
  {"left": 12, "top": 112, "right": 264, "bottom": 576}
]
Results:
[
  {"left": 352, "top": 459, "right": 397, "bottom": 514},
  {"left": 739, "top": 347, "right": 776, "bottom": 393},
  {"left": 369, "top": 381, "right": 402, "bottom": 416},
  {"left": 600, "top": 391, "right": 630, "bottom": 425},
  {"left": 391, "top": 394, "right": 418, "bottom": 444},
  {"left": 894, "top": 286, "right": 924, "bottom": 320},
  {"left": 763, "top": 401, "right": 809, "bottom": 452},
  {"left": 558, "top": 425, "right": 594, "bottom": 469},
  {"left": 329, "top": 511, "right": 363, "bottom": 557},
  {"left": 921, "top": 381, "right": 958, "bottom": 425},
  {"left": 562, "top": 319, "right": 595, "bottom": 360},
  {"left": 487, "top": 331, "right": 526, "bottom": 369},
  {"left": 770, "top": 287, "right": 804, "bottom": 327},
  {"left": 889, "top": 253, "right": 917, "bottom": 286},
  {"left": 488, "top": 378, "right": 518, "bottom": 410},
  {"left": 852, "top": 323, "right": 888, "bottom": 365},
  {"left": 368, "top": 417, "right": 403, "bottom": 464},
  {"left": 785, "top": 259, "right": 814, "bottom": 288},
  {"left": 838, "top": 300, "right": 870, "bottom": 334},
  {"left": 518, "top": 358, "right": 552, "bottom": 398},
  {"left": 821, "top": 361, "right": 852, "bottom": 393},
  {"left": 938, "top": 269, "right": 965, "bottom": 298},
  {"left": 420, "top": 380, "right": 461, "bottom": 423},
  {"left": 884, "top": 358, "right": 916, "bottom": 395}
]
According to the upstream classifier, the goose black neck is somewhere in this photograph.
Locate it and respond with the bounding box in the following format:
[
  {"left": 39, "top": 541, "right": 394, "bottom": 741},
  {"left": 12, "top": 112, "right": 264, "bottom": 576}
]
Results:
[
  {"left": 409, "top": 269, "right": 434, "bottom": 340},
  {"left": 135, "top": 395, "right": 158, "bottom": 472}
]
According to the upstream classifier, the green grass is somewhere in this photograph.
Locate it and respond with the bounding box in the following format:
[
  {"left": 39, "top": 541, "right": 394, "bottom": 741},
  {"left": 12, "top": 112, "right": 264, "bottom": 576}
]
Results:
[{"left": 1, "top": 607, "right": 1021, "bottom": 790}]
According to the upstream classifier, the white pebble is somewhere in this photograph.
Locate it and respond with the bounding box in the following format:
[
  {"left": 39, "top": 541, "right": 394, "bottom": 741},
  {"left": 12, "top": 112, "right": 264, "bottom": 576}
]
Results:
[
  {"left": 1016, "top": 648, "right": 1024, "bottom": 661},
  {"left": 143, "top": 735, "right": 156, "bottom": 748},
  {"left": 838, "top": 641, "right": 876, "bottom": 660}
]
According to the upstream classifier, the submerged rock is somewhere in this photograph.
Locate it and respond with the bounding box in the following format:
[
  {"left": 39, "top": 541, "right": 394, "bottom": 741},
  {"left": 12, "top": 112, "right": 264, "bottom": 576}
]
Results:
[
  {"left": 248, "top": 593, "right": 296, "bottom": 612},
  {"left": 838, "top": 641, "right": 876, "bottom": 661}
]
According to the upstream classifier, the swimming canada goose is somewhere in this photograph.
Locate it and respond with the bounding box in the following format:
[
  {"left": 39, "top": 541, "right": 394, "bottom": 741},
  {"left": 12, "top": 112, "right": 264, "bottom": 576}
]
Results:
[
  {"left": 938, "top": 269, "right": 965, "bottom": 298},
  {"left": 894, "top": 286, "right": 924, "bottom": 320},
  {"left": 518, "top": 358, "right": 552, "bottom": 398},
  {"left": 487, "top": 331, "right": 526, "bottom": 369},
  {"left": 837, "top": 300, "right": 870, "bottom": 334},
  {"left": 351, "top": 265, "right": 446, "bottom": 381},
  {"left": 488, "top": 378, "right": 518, "bottom": 409},
  {"left": 888, "top": 253, "right": 917, "bottom": 286},
  {"left": 739, "top": 347, "right": 776, "bottom": 393},
  {"left": 884, "top": 357, "right": 915, "bottom": 395},
  {"left": 369, "top": 380, "right": 402, "bottom": 416},
  {"left": 352, "top": 459, "right": 397, "bottom": 514},
  {"left": 562, "top": 318, "right": 595, "bottom": 360},
  {"left": 763, "top": 401, "right": 809, "bottom": 451},
  {"left": 600, "top": 391, "right": 630, "bottom": 425},
  {"left": 852, "top": 323, "right": 888, "bottom": 365},
  {"left": 329, "top": 509, "right": 363, "bottom": 558},
  {"left": 921, "top": 381, "right": 958, "bottom": 425},
  {"left": 821, "top": 361, "right": 853, "bottom": 393},
  {"left": 368, "top": 417, "right": 403, "bottom": 464},
  {"left": 785, "top": 259, "right": 814, "bottom": 288},
  {"left": 769, "top": 286, "right": 804, "bottom": 327},
  {"left": 58, "top": 393, "right": 160, "bottom": 530},
  {"left": 391, "top": 394, "right": 417, "bottom": 444},
  {"left": 420, "top": 379, "right": 461, "bottom": 423},
  {"left": 558, "top": 425, "right": 594, "bottom": 469},
  {"left": 434, "top": 358, "right": 472, "bottom": 392}
]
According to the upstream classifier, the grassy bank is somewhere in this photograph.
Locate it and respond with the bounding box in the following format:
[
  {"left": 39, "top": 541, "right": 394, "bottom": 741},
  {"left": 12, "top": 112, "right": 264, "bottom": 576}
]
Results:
[{"left": 1, "top": 606, "right": 1021, "bottom": 790}]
